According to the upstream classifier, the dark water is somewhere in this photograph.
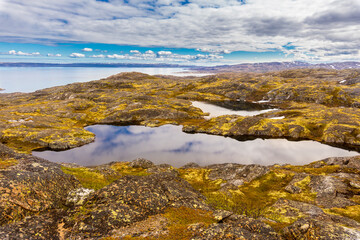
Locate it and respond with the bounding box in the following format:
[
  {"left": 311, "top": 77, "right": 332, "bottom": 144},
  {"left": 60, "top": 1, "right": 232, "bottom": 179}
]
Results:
[{"left": 33, "top": 125, "right": 358, "bottom": 167}]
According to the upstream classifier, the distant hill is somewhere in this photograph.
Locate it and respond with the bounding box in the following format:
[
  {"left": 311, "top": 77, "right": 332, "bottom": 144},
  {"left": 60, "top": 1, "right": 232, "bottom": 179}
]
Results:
[{"left": 194, "top": 61, "right": 360, "bottom": 73}]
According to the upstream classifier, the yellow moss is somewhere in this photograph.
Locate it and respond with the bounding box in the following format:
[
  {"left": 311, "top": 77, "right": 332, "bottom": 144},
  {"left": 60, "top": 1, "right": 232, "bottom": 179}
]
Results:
[
  {"left": 110, "top": 162, "right": 150, "bottom": 177},
  {"left": 328, "top": 205, "right": 360, "bottom": 222},
  {"left": 288, "top": 165, "right": 341, "bottom": 175},
  {"left": 118, "top": 207, "right": 215, "bottom": 240},
  {"left": 0, "top": 158, "right": 18, "bottom": 169},
  {"left": 61, "top": 166, "right": 119, "bottom": 190},
  {"left": 294, "top": 175, "right": 311, "bottom": 189},
  {"left": 178, "top": 168, "right": 225, "bottom": 193}
]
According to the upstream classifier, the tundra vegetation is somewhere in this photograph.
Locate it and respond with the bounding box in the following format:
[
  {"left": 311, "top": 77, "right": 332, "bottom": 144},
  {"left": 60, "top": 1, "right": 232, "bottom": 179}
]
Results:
[{"left": 0, "top": 69, "right": 359, "bottom": 239}]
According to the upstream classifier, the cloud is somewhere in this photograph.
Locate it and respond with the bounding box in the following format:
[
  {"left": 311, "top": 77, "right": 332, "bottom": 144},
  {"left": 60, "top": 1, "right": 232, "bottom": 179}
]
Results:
[
  {"left": 0, "top": 0, "right": 359, "bottom": 61},
  {"left": 8, "top": 50, "right": 40, "bottom": 56},
  {"left": 157, "top": 51, "right": 172, "bottom": 56},
  {"left": 197, "top": 48, "right": 232, "bottom": 54},
  {"left": 47, "top": 53, "right": 62, "bottom": 57},
  {"left": 90, "top": 54, "right": 106, "bottom": 58},
  {"left": 89, "top": 49, "right": 223, "bottom": 62},
  {"left": 69, "top": 52, "right": 85, "bottom": 58},
  {"left": 82, "top": 48, "right": 93, "bottom": 52}
]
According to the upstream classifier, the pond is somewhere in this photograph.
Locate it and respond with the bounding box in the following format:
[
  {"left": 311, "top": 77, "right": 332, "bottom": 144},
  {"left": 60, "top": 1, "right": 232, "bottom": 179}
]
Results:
[
  {"left": 192, "top": 100, "right": 278, "bottom": 118},
  {"left": 33, "top": 124, "right": 359, "bottom": 167}
]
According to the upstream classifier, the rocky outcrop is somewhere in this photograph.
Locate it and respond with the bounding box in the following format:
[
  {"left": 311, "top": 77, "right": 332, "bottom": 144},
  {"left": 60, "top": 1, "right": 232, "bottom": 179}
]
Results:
[
  {"left": 193, "top": 210, "right": 280, "bottom": 239},
  {"left": 0, "top": 144, "right": 80, "bottom": 226},
  {"left": 0, "top": 155, "right": 359, "bottom": 239},
  {"left": 207, "top": 163, "right": 269, "bottom": 189},
  {"left": 63, "top": 172, "right": 211, "bottom": 238}
]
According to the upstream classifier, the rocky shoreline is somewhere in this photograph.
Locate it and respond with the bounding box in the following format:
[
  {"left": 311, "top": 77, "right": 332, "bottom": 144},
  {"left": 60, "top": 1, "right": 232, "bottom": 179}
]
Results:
[
  {"left": 0, "top": 69, "right": 359, "bottom": 153},
  {"left": 0, "top": 143, "right": 359, "bottom": 239},
  {"left": 0, "top": 69, "right": 359, "bottom": 239}
]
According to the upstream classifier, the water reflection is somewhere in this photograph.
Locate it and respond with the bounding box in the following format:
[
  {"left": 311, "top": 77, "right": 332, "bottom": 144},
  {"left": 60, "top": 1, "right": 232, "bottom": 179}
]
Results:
[
  {"left": 192, "top": 101, "right": 278, "bottom": 118},
  {"left": 33, "top": 125, "right": 359, "bottom": 167}
]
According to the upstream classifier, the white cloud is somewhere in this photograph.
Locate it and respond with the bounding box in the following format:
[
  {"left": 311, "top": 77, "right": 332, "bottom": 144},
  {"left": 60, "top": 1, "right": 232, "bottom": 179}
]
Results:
[
  {"left": 82, "top": 48, "right": 93, "bottom": 52},
  {"left": 2, "top": 0, "right": 359, "bottom": 61},
  {"left": 197, "top": 48, "right": 232, "bottom": 54},
  {"left": 157, "top": 51, "right": 172, "bottom": 56},
  {"left": 90, "top": 54, "right": 106, "bottom": 58},
  {"left": 47, "top": 53, "right": 62, "bottom": 57},
  {"left": 8, "top": 50, "right": 41, "bottom": 56},
  {"left": 87, "top": 49, "right": 223, "bottom": 62},
  {"left": 69, "top": 52, "right": 85, "bottom": 58}
]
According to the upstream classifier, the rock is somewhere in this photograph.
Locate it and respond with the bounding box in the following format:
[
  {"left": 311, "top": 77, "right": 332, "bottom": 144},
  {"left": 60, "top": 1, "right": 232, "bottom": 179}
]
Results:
[
  {"left": 0, "top": 144, "right": 80, "bottom": 225},
  {"left": 0, "top": 210, "right": 66, "bottom": 240},
  {"left": 282, "top": 218, "right": 360, "bottom": 240},
  {"left": 268, "top": 199, "right": 360, "bottom": 229},
  {"left": 284, "top": 173, "right": 309, "bottom": 194},
  {"left": 181, "top": 162, "right": 201, "bottom": 169},
  {"left": 128, "top": 158, "right": 155, "bottom": 169},
  {"left": 207, "top": 163, "right": 269, "bottom": 187},
  {"left": 66, "top": 188, "right": 94, "bottom": 206},
  {"left": 147, "top": 164, "right": 179, "bottom": 176},
  {"left": 320, "top": 156, "right": 360, "bottom": 170},
  {"left": 309, "top": 175, "right": 356, "bottom": 208},
  {"left": 193, "top": 214, "right": 280, "bottom": 240},
  {"left": 213, "top": 209, "right": 233, "bottom": 222},
  {"left": 63, "top": 172, "right": 211, "bottom": 238}
]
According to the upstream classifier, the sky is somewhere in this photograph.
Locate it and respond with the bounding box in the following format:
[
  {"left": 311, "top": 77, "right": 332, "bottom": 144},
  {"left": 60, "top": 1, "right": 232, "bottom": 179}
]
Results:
[{"left": 0, "top": 0, "right": 359, "bottom": 65}]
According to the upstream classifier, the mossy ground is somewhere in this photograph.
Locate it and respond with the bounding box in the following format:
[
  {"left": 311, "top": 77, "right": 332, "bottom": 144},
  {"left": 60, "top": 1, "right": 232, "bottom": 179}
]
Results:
[
  {"left": 0, "top": 158, "right": 17, "bottom": 169},
  {"left": 61, "top": 162, "right": 150, "bottom": 190},
  {"left": 104, "top": 207, "right": 215, "bottom": 240},
  {"left": 177, "top": 163, "right": 360, "bottom": 231},
  {"left": 0, "top": 70, "right": 358, "bottom": 153}
]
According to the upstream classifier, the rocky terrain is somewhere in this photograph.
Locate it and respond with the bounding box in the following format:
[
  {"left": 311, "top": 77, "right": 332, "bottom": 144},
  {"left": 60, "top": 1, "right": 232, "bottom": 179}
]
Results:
[
  {"left": 0, "top": 68, "right": 359, "bottom": 239},
  {"left": 0, "top": 69, "right": 359, "bottom": 153}
]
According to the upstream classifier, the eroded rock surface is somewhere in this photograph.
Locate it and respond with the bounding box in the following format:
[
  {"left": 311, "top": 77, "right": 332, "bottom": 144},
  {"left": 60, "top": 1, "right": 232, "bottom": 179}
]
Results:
[
  {"left": 0, "top": 155, "right": 359, "bottom": 239},
  {"left": 0, "top": 143, "right": 80, "bottom": 226}
]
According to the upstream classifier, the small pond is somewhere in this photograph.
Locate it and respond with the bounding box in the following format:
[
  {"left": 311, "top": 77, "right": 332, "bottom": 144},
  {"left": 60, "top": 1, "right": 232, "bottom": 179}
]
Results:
[
  {"left": 192, "top": 100, "right": 278, "bottom": 118},
  {"left": 33, "top": 124, "right": 359, "bottom": 167}
]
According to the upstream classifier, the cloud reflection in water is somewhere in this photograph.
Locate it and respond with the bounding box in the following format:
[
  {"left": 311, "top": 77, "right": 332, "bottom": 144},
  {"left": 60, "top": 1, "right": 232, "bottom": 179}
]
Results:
[{"left": 34, "top": 125, "right": 359, "bottom": 167}]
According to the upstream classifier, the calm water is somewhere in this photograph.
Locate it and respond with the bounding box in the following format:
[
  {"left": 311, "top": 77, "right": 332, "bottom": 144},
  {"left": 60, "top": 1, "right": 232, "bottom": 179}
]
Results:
[
  {"left": 192, "top": 101, "right": 278, "bottom": 118},
  {"left": 0, "top": 67, "right": 209, "bottom": 93},
  {"left": 33, "top": 125, "right": 359, "bottom": 167}
]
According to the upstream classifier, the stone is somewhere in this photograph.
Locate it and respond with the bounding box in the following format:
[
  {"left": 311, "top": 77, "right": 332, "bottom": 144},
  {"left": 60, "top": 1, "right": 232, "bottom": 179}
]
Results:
[{"left": 128, "top": 158, "right": 155, "bottom": 169}]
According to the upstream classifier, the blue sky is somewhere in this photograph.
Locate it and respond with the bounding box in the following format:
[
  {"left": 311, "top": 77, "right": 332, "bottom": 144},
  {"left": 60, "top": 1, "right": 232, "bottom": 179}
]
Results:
[{"left": 0, "top": 0, "right": 359, "bottom": 65}]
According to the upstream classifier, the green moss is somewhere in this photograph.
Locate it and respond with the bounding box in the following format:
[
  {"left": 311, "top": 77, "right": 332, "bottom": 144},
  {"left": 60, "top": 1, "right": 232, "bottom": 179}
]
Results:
[
  {"left": 178, "top": 168, "right": 225, "bottom": 193},
  {"left": 110, "top": 162, "right": 150, "bottom": 177},
  {"left": 264, "top": 204, "right": 304, "bottom": 231},
  {"left": 327, "top": 205, "right": 360, "bottom": 222},
  {"left": 61, "top": 166, "right": 120, "bottom": 190}
]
